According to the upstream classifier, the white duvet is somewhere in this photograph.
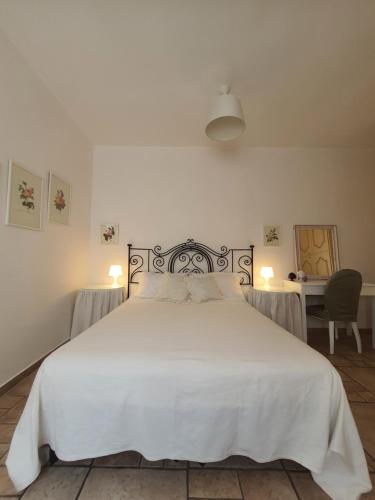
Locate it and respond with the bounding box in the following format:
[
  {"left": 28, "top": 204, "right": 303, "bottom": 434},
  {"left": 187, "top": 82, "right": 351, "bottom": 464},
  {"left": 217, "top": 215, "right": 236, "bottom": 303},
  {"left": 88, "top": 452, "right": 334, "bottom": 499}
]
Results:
[{"left": 7, "top": 299, "right": 371, "bottom": 499}]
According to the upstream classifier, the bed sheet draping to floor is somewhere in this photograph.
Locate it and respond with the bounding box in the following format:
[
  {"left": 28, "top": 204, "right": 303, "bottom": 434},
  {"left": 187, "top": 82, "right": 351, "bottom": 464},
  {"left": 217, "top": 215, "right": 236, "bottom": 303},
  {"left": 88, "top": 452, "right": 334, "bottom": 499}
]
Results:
[{"left": 6, "top": 299, "right": 371, "bottom": 499}]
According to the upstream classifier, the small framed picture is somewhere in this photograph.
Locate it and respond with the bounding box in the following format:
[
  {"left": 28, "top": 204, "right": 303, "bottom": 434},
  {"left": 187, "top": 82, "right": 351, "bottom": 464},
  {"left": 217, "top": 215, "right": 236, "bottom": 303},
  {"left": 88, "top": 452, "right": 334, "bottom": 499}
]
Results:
[
  {"left": 100, "top": 224, "right": 119, "bottom": 245},
  {"left": 48, "top": 172, "right": 71, "bottom": 225},
  {"left": 264, "top": 225, "right": 281, "bottom": 246},
  {"left": 6, "top": 160, "right": 43, "bottom": 231}
]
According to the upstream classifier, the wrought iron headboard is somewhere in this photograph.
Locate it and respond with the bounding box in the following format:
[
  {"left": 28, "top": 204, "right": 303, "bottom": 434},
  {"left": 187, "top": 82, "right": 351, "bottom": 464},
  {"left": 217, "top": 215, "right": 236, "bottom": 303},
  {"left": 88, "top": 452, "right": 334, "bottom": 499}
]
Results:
[{"left": 127, "top": 238, "right": 254, "bottom": 298}]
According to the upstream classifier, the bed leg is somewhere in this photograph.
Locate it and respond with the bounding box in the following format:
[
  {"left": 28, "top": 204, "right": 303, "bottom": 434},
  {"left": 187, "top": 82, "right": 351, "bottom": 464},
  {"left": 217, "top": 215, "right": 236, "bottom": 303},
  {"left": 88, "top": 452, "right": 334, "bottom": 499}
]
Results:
[{"left": 49, "top": 448, "right": 58, "bottom": 465}]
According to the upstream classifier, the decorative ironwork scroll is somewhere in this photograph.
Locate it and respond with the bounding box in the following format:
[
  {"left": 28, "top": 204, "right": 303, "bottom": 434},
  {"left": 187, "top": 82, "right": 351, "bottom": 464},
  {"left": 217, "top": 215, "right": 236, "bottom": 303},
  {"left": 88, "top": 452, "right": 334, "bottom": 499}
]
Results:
[{"left": 127, "top": 239, "right": 254, "bottom": 298}]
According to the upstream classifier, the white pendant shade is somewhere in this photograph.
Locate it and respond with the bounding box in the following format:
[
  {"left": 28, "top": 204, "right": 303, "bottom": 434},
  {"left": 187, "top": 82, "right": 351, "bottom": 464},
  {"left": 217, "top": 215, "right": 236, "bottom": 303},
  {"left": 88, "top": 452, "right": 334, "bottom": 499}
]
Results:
[{"left": 205, "top": 86, "right": 246, "bottom": 141}]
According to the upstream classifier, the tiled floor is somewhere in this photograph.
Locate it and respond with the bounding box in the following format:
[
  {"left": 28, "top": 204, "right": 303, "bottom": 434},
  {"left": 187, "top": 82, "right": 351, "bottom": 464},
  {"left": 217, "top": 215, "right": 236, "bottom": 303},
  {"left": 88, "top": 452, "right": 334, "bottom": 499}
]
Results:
[{"left": 0, "top": 329, "right": 374, "bottom": 499}]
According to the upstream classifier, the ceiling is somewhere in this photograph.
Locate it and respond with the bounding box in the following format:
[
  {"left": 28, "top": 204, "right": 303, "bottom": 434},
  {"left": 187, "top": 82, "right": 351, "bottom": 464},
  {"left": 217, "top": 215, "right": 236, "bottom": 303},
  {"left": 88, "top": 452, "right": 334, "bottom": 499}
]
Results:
[{"left": 1, "top": 0, "right": 375, "bottom": 147}]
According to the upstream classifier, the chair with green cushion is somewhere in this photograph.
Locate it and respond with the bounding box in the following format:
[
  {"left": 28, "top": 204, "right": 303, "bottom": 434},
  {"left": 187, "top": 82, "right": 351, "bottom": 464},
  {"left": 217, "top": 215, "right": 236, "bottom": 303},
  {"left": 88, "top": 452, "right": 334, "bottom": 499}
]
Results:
[{"left": 307, "top": 269, "right": 362, "bottom": 355}]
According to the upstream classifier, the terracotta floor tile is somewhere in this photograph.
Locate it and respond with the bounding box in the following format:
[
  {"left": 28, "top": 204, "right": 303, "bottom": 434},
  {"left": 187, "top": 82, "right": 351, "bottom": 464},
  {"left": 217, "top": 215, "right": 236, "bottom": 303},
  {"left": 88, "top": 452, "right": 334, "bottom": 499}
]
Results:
[
  {"left": 325, "top": 355, "right": 354, "bottom": 367},
  {"left": 343, "top": 368, "right": 375, "bottom": 394},
  {"left": 290, "top": 472, "right": 330, "bottom": 499},
  {"left": 7, "top": 375, "right": 35, "bottom": 397},
  {"left": 366, "top": 453, "right": 375, "bottom": 472},
  {"left": 343, "top": 380, "right": 367, "bottom": 393},
  {"left": 189, "top": 470, "right": 242, "bottom": 498},
  {"left": 0, "top": 443, "right": 8, "bottom": 465},
  {"left": 345, "top": 352, "right": 367, "bottom": 360},
  {"left": 350, "top": 404, "right": 375, "bottom": 457},
  {"left": 362, "top": 473, "right": 375, "bottom": 499},
  {"left": 360, "top": 392, "right": 375, "bottom": 403},
  {"left": 0, "top": 424, "right": 16, "bottom": 444},
  {"left": 337, "top": 368, "right": 352, "bottom": 381},
  {"left": 80, "top": 468, "right": 186, "bottom": 500},
  {"left": 0, "top": 394, "right": 23, "bottom": 410},
  {"left": 353, "top": 360, "right": 375, "bottom": 368},
  {"left": 21, "top": 466, "right": 87, "bottom": 499},
  {"left": 348, "top": 392, "right": 365, "bottom": 402},
  {"left": 0, "top": 444, "right": 8, "bottom": 459},
  {"left": 0, "top": 399, "right": 26, "bottom": 424},
  {"left": 0, "top": 466, "right": 21, "bottom": 496},
  {"left": 94, "top": 450, "right": 141, "bottom": 467},
  {"left": 239, "top": 470, "right": 297, "bottom": 499}
]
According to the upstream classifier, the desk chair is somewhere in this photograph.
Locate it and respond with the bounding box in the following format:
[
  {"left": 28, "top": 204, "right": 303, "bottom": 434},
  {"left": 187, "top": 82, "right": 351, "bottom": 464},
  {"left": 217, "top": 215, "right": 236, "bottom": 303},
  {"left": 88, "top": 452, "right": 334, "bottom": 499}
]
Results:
[{"left": 307, "top": 269, "right": 362, "bottom": 355}]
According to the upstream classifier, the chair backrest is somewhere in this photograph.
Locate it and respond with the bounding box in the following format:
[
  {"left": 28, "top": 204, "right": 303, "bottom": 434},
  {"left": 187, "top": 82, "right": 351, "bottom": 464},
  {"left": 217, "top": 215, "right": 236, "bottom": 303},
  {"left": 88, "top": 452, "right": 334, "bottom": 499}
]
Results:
[{"left": 324, "top": 269, "right": 362, "bottom": 321}]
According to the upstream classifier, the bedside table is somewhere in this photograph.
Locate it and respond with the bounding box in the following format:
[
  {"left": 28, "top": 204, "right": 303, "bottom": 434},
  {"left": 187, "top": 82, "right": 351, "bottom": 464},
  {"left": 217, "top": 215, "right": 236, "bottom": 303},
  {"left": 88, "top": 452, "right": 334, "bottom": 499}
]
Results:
[
  {"left": 71, "top": 285, "right": 125, "bottom": 338},
  {"left": 247, "top": 285, "right": 303, "bottom": 341}
]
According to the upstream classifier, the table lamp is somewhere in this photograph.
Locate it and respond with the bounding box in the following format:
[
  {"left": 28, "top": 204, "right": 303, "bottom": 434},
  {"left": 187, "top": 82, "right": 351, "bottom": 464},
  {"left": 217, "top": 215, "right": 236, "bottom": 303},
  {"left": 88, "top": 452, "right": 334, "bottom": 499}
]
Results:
[
  {"left": 260, "top": 266, "right": 274, "bottom": 289},
  {"left": 108, "top": 265, "right": 123, "bottom": 287}
]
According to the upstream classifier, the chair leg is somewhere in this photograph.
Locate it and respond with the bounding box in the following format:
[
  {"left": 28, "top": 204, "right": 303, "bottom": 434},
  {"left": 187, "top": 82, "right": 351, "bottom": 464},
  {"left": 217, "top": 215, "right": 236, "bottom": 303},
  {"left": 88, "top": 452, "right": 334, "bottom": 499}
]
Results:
[
  {"left": 329, "top": 321, "right": 335, "bottom": 355},
  {"left": 351, "top": 322, "right": 362, "bottom": 354},
  {"left": 346, "top": 323, "right": 352, "bottom": 336},
  {"left": 334, "top": 324, "right": 339, "bottom": 340}
]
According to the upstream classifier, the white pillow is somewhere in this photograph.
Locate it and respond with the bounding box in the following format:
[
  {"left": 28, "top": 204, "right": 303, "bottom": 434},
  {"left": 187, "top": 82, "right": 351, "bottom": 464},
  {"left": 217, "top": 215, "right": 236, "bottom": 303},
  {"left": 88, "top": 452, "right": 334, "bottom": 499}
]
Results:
[
  {"left": 133, "top": 272, "right": 164, "bottom": 299},
  {"left": 156, "top": 273, "right": 189, "bottom": 303},
  {"left": 187, "top": 275, "right": 223, "bottom": 303},
  {"left": 211, "top": 272, "right": 245, "bottom": 301}
]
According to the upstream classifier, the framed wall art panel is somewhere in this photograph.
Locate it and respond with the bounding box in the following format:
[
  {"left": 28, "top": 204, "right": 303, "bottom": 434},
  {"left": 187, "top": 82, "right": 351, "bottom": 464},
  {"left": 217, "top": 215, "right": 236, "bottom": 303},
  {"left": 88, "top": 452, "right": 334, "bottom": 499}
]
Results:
[{"left": 6, "top": 160, "right": 43, "bottom": 231}]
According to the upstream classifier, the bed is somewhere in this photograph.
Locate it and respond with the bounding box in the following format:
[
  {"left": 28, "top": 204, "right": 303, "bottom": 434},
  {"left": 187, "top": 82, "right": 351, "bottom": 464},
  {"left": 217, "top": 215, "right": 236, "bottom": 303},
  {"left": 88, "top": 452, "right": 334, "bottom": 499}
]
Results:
[{"left": 6, "top": 239, "right": 372, "bottom": 499}]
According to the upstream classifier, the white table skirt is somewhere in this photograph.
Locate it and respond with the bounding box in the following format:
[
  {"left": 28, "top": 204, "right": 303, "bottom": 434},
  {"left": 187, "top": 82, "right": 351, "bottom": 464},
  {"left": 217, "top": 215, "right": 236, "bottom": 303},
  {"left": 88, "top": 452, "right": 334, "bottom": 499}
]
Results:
[
  {"left": 71, "top": 287, "right": 124, "bottom": 338},
  {"left": 248, "top": 288, "right": 303, "bottom": 340}
]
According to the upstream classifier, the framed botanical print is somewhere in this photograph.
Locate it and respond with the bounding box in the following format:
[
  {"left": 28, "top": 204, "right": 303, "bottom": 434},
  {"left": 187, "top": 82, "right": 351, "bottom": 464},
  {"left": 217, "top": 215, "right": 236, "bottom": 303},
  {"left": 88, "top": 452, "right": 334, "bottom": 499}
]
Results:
[
  {"left": 264, "top": 225, "right": 281, "bottom": 246},
  {"left": 100, "top": 224, "right": 119, "bottom": 245},
  {"left": 48, "top": 172, "right": 71, "bottom": 225},
  {"left": 6, "top": 160, "right": 43, "bottom": 231}
]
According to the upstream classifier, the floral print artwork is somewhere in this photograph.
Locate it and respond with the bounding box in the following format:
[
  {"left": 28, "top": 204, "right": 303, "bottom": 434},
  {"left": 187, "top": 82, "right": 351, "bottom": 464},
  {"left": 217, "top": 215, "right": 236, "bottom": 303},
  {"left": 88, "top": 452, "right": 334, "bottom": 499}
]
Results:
[
  {"left": 103, "top": 225, "right": 115, "bottom": 242},
  {"left": 264, "top": 225, "right": 281, "bottom": 246},
  {"left": 54, "top": 190, "right": 66, "bottom": 211},
  {"left": 101, "top": 224, "right": 119, "bottom": 245},
  {"left": 48, "top": 173, "right": 71, "bottom": 225},
  {"left": 18, "top": 181, "right": 35, "bottom": 210},
  {"left": 6, "top": 162, "right": 42, "bottom": 230}
]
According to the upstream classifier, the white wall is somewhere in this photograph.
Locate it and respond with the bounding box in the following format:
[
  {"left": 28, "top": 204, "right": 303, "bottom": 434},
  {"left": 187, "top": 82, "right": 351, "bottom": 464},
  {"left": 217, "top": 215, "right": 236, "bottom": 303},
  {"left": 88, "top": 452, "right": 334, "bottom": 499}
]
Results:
[
  {"left": 89, "top": 146, "right": 375, "bottom": 326},
  {"left": 0, "top": 31, "right": 92, "bottom": 387}
]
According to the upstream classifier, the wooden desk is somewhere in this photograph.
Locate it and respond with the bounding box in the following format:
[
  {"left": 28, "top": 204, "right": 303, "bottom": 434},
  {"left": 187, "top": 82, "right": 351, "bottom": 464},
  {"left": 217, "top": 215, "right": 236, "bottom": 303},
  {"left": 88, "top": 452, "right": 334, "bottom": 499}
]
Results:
[{"left": 283, "top": 280, "right": 375, "bottom": 348}]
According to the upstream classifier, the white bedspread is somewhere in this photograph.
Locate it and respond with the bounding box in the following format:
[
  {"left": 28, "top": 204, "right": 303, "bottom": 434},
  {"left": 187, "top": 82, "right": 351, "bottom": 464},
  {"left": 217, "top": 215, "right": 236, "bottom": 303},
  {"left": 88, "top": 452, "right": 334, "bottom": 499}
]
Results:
[{"left": 6, "top": 299, "right": 371, "bottom": 499}]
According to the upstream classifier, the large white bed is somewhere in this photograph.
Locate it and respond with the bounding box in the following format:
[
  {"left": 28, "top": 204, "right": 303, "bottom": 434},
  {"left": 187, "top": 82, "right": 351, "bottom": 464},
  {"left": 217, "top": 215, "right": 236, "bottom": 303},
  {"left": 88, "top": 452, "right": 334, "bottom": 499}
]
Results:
[
  {"left": 6, "top": 298, "right": 371, "bottom": 498},
  {"left": 6, "top": 241, "right": 372, "bottom": 499}
]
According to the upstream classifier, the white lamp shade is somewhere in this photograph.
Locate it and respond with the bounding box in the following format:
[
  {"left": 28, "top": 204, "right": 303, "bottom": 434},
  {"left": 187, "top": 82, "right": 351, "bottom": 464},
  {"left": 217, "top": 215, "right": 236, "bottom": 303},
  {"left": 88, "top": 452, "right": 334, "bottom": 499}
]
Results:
[
  {"left": 205, "top": 89, "right": 246, "bottom": 141},
  {"left": 108, "top": 265, "right": 123, "bottom": 278},
  {"left": 260, "top": 267, "right": 274, "bottom": 279}
]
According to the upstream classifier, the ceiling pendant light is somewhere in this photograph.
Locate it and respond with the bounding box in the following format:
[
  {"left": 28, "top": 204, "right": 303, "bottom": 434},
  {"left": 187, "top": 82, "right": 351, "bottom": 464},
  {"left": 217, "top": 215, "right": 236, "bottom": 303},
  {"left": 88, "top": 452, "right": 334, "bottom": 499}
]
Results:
[{"left": 205, "top": 85, "right": 246, "bottom": 141}]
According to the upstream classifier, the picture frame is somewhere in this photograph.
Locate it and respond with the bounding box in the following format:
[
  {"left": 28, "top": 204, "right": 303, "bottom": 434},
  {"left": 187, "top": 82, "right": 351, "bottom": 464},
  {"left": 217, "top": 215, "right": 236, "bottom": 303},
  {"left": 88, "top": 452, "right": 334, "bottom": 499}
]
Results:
[
  {"left": 294, "top": 224, "right": 339, "bottom": 279},
  {"left": 48, "top": 172, "right": 71, "bottom": 225},
  {"left": 264, "top": 225, "right": 281, "bottom": 247},
  {"left": 100, "top": 223, "right": 119, "bottom": 245},
  {"left": 6, "top": 160, "right": 43, "bottom": 231}
]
